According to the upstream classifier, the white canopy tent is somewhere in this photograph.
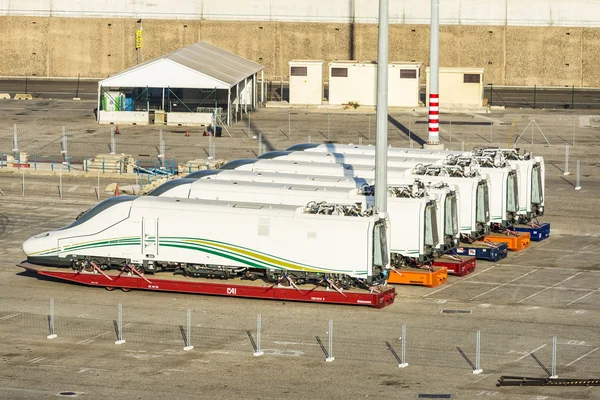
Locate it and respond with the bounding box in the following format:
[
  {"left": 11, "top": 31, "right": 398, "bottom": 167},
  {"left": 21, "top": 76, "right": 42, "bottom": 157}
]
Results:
[{"left": 98, "top": 41, "right": 264, "bottom": 126}]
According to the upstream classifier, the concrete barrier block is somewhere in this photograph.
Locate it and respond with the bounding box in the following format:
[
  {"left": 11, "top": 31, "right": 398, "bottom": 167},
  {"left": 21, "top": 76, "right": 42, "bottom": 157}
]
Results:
[
  {"left": 0, "top": 93, "right": 11, "bottom": 99},
  {"left": 14, "top": 94, "right": 33, "bottom": 100}
]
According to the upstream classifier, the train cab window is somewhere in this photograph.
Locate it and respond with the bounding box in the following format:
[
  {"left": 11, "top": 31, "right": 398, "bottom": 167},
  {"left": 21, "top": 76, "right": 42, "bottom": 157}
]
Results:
[
  {"left": 445, "top": 194, "right": 459, "bottom": 236},
  {"left": 373, "top": 222, "right": 388, "bottom": 269},
  {"left": 477, "top": 182, "right": 490, "bottom": 224},
  {"left": 185, "top": 170, "right": 220, "bottom": 179},
  {"left": 532, "top": 164, "right": 543, "bottom": 204},
  {"left": 424, "top": 203, "right": 439, "bottom": 247},
  {"left": 507, "top": 172, "right": 519, "bottom": 213},
  {"left": 61, "top": 196, "right": 135, "bottom": 230},
  {"left": 146, "top": 179, "right": 195, "bottom": 197},
  {"left": 220, "top": 159, "right": 257, "bottom": 170}
]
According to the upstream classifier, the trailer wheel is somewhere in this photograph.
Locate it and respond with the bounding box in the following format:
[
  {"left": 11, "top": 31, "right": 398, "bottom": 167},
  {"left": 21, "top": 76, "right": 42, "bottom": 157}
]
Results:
[
  {"left": 121, "top": 287, "right": 131, "bottom": 292},
  {"left": 105, "top": 286, "right": 115, "bottom": 291}
]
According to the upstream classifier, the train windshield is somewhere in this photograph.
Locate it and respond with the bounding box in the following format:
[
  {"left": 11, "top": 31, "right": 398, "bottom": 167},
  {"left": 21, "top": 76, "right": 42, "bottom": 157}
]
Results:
[
  {"left": 476, "top": 182, "right": 490, "bottom": 224},
  {"left": 532, "top": 164, "right": 543, "bottom": 204},
  {"left": 444, "top": 193, "right": 459, "bottom": 237},
  {"left": 373, "top": 221, "right": 389, "bottom": 269},
  {"left": 146, "top": 179, "right": 195, "bottom": 197},
  {"left": 424, "top": 203, "right": 439, "bottom": 247},
  {"left": 60, "top": 196, "right": 135, "bottom": 230},
  {"left": 506, "top": 172, "right": 519, "bottom": 213}
]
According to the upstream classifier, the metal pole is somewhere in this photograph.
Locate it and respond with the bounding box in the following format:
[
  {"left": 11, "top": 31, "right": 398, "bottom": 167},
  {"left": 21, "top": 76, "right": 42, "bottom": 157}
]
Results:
[
  {"left": 374, "top": 0, "right": 389, "bottom": 214},
  {"left": 573, "top": 116, "right": 576, "bottom": 146},
  {"left": 288, "top": 112, "right": 291, "bottom": 138},
  {"left": 254, "top": 314, "right": 263, "bottom": 356},
  {"left": 47, "top": 298, "right": 57, "bottom": 339},
  {"left": 533, "top": 85, "right": 537, "bottom": 109},
  {"left": 575, "top": 160, "right": 581, "bottom": 190},
  {"left": 62, "top": 126, "right": 67, "bottom": 161},
  {"left": 13, "top": 124, "right": 18, "bottom": 160},
  {"left": 326, "top": 319, "right": 335, "bottom": 362},
  {"left": 258, "top": 133, "right": 262, "bottom": 156},
  {"left": 427, "top": 0, "right": 440, "bottom": 144},
  {"left": 551, "top": 336, "right": 558, "bottom": 378},
  {"left": 564, "top": 146, "right": 570, "bottom": 175},
  {"left": 22, "top": 169, "right": 24, "bottom": 196},
  {"left": 184, "top": 309, "right": 193, "bottom": 351},
  {"left": 399, "top": 324, "right": 408, "bottom": 367},
  {"left": 490, "top": 121, "right": 493, "bottom": 144},
  {"left": 571, "top": 85, "right": 575, "bottom": 110},
  {"left": 490, "top": 83, "right": 493, "bottom": 107},
  {"left": 97, "top": 170, "right": 100, "bottom": 201},
  {"left": 328, "top": 113, "right": 330, "bottom": 139},
  {"left": 59, "top": 166, "right": 62, "bottom": 200},
  {"left": 76, "top": 74, "right": 80, "bottom": 98},
  {"left": 473, "top": 330, "right": 483, "bottom": 374},
  {"left": 110, "top": 127, "right": 115, "bottom": 155},
  {"left": 115, "top": 303, "right": 125, "bottom": 345}
]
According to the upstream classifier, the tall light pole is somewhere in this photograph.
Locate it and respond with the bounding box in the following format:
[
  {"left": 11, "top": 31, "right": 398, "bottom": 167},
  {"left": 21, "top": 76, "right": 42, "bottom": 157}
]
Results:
[
  {"left": 374, "top": 0, "right": 389, "bottom": 214},
  {"left": 426, "top": 0, "right": 443, "bottom": 149}
]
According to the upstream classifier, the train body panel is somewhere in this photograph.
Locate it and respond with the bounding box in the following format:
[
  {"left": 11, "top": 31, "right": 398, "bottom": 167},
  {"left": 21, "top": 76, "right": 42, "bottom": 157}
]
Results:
[
  {"left": 222, "top": 158, "right": 489, "bottom": 239},
  {"left": 186, "top": 169, "right": 459, "bottom": 252},
  {"left": 153, "top": 179, "right": 438, "bottom": 263},
  {"left": 24, "top": 197, "right": 388, "bottom": 281},
  {"left": 294, "top": 143, "right": 543, "bottom": 219}
]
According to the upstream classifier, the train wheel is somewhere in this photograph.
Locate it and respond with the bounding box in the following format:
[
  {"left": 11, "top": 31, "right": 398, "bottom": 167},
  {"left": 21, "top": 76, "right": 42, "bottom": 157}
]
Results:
[
  {"left": 105, "top": 286, "right": 115, "bottom": 291},
  {"left": 121, "top": 287, "right": 131, "bottom": 292}
]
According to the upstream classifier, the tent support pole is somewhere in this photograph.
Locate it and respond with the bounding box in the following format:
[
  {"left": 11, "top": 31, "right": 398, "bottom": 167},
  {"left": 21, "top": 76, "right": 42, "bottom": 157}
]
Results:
[
  {"left": 227, "top": 88, "right": 231, "bottom": 126},
  {"left": 236, "top": 83, "right": 239, "bottom": 121},
  {"left": 244, "top": 77, "right": 248, "bottom": 114}
]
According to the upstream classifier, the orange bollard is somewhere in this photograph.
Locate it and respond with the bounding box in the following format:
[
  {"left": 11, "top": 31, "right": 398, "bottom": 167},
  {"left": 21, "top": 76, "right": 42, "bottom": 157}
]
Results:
[
  {"left": 115, "top": 184, "right": 119, "bottom": 196},
  {"left": 185, "top": 130, "right": 190, "bottom": 137}
]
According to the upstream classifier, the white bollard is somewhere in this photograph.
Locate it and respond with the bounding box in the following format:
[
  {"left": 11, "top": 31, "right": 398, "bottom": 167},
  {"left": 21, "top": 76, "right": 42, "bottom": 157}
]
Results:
[
  {"left": 184, "top": 309, "right": 193, "bottom": 351},
  {"left": 115, "top": 303, "right": 125, "bottom": 345},
  {"left": 253, "top": 314, "right": 263, "bottom": 356},
  {"left": 550, "top": 336, "right": 558, "bottom": 378},
  {"left": 563, "top": 146, "right": 570, "bottom": 175},
  {"left": 399, "top": 324, "right": 408, "bottom": 368},
  {"left": 575, "top": 160, "right": 581, "bottom": 190},
  {"left": 47, "top": 298, "right": 57, "bottom": 339},
  {"left": 326, "top": 319, "right": 334, "bottom": 362},
  {"left": 473, "top": 330, "right": 483, "bottom": 374}
]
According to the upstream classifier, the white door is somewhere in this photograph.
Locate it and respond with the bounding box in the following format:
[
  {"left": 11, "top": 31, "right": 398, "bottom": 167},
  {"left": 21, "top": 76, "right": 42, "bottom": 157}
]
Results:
[{"left": 142, "top": 218, "right": 158, "bottom": 257}]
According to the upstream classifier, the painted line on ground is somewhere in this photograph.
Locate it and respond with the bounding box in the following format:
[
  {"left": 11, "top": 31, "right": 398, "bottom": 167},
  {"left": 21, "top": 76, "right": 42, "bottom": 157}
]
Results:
[
  {"left": 516, "top": 272, "right": 583, "bottom": 304},
  {"left": 0, "top": 313, "right": 19, "bottom": 321},
  {"left": 566, "top": 288, "right": 600, "bottom": 306},
  {"left": 514, "top": 344, "right": 547, "bottom": 362},
  {"left": 565, "top": 347, "right": 599, "bottom": 367},
  {"left": 469, "top": 269, "right": 539, "bottom": 301},
  {"left": 423, "top": 265, "right": 498, "bottom": 298},
  {"left": 460, "top": 280, "right": 593, "bottom": 292}
]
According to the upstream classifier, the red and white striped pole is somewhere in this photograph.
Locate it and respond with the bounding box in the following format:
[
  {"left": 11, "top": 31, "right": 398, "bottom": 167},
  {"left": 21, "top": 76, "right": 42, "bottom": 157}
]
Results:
[
  {"left": 427, "top": 0, "right": 440, "bottom": 145},
  {"left": 428, "top": 93, "right": 439, "bottom": 143}
]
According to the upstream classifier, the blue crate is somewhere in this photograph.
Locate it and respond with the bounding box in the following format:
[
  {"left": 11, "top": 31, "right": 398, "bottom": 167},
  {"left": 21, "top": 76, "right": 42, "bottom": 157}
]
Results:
[{"left": 513, "top": 222, "right": 550, "bottom": 242}]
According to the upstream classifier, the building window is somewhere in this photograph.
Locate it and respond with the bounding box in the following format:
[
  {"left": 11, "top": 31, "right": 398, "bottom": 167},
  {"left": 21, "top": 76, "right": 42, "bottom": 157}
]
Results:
[
  {"left": 291, "top": 67, "right": 307, "bottom": 77},
  {"left": 400, "top": 69, "right": 417, "bottom": 79},
  {"left": 464, "top": 74, "right": 481, "bottom": 83},
  {"left": 331, "top": 67, "right": 348, "bottom": 77}
]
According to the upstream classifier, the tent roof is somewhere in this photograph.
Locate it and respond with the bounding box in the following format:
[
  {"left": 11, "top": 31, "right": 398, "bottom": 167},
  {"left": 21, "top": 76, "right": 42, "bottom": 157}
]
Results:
[{"left": 99, "top": 41, "right": 264, "bottom": 89}]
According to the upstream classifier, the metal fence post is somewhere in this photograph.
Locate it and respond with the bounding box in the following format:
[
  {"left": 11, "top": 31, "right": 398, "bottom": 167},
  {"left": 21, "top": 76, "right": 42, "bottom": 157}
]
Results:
[
  {"left": 21, "top": 169, "right": 24, "bottom": 196},
  {"left": 326, "top": 319, "right": 334, "bottom": 362},
  {"left": 51, "top": 155, "right": 54, "bottom": 171},
  {"left": 34, "top": 154, "right": 37, "bottom": 170},
  {"left": 67, "top": 157, "right": 71, "bottom": 172},
  {"left": 564, "top": 146, "right": 570, "bottom": 175},
  {"left": 288, "top": 112, "right": 291, "bottom": 138},
  {"left": 399, "top": 324, "right": 408, "bottom": 368},
  {"left": 59, "top": 166, "right": 63, "bottom": 200},
  {"left": 110, "top": 127, "right": 116, "bottom": 155},
  {"left": 47, "top": 298, "right": 57, "bottom": 339},
  {"left": 115, "top": 303, "right": 125, "bottom": 345},
  {"left": 489, "top": 121, "right": 493, "bottom": 144},
  {"left": 96, "top": 170, "right": 100, "bottom": 201},
  {"left": 254, "top": 314, "right": 263, "bottom": 356},
  {"left": 61, "top": 126, "right": 68, "bottom": 161},
  {"left": 12, "top": 124, "right": 18, "bottom": 161},
  {"left": 473, "top": 330, "right": 483, "bottom": 374},
  {"left": 327, "top": 113, "right": 330, "bottom": 139},
  {"left": 102, "top": 158, "right": 105, "bottom": 174},
  {"left": 184, "top": 309, "right": 193, "bottom": 351},
  {"left": 551, "top": 336, "right": 558, "bottom": 378},
  {"left": 575, "top": 160, "right": 581, "bottom": 190}
]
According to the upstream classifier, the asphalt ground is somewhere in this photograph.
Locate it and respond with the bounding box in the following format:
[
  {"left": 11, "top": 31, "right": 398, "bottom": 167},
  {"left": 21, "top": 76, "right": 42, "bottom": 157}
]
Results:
[{"left": 1, "top": 101, "right": 600, "bottom": 398}]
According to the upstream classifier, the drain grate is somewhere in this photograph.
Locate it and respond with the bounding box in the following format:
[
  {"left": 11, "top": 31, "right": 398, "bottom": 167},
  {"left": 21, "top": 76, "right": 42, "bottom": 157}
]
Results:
[
  {"left": 58, "top": 392, "right": 78, "bottom": 397},
  {"left": 440, "top": 310, "right": 472, "bottom": 314},
  {"left": 418, "top": 395, "right": 453, "bottom": 399}
]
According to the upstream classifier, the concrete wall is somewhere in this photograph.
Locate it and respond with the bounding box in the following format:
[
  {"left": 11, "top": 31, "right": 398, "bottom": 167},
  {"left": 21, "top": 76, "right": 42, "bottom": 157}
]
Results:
[{"left": 1, "top": 16, "right": 600, "bottom": 86}]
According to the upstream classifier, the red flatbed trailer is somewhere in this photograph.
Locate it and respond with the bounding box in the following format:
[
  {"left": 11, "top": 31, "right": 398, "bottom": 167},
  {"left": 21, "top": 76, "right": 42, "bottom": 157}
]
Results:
[
  {"left": 18, "top": 262, "right": 396, "bottom": 309},
  {"left": 433, "top": 255, "right": 477, "bottom": 277}
]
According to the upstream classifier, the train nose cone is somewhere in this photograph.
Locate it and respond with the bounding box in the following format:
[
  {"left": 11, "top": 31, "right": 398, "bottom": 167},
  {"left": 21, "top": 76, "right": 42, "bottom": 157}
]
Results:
[{"left": 22, "top": 232, "right": 49, "bottom": 256}]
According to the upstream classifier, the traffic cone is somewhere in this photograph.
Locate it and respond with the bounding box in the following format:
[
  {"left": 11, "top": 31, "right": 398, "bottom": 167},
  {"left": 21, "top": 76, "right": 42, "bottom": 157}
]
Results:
[
  {"left": 185, "top": 130, "right": 190, "bottom": 137},
  {"left": 115, "top": 184, "right": 119, "bottom": 196}
]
